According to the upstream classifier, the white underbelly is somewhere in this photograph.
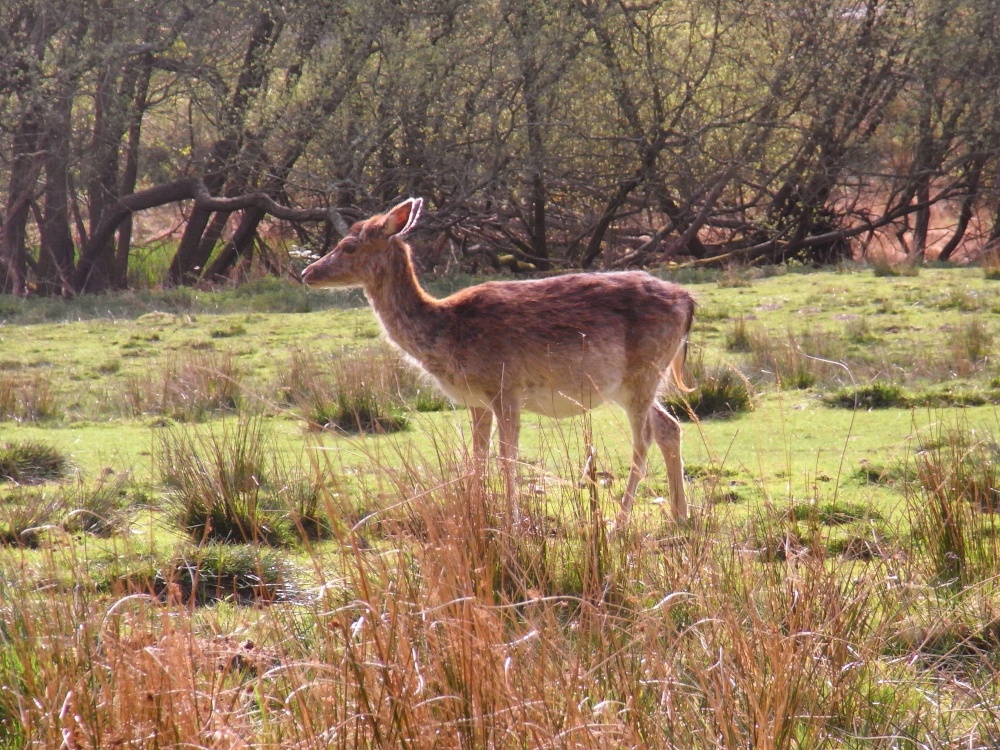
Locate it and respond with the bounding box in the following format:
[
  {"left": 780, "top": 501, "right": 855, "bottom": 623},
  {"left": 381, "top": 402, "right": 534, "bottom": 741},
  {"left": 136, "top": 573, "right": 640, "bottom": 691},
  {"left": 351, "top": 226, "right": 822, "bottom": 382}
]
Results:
[
  {"left": 523, "top": 388, "right": 606, "bottom": 418},
  {"left": 435, "top": 379, "right": 614, "bottom": 418}
]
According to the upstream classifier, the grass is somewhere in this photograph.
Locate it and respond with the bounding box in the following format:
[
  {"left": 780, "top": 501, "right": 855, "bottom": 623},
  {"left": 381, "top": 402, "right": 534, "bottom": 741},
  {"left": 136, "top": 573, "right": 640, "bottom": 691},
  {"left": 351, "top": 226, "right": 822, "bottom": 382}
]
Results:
[
  {"left": 1, "top": 266, "right": 1000, "bottom": 745},
  {"left": 663, "top": 350, "right": 753, "bottom": 420},
  {"left": 0, "top": 440, "right": 69, "bottom": 483},
  {"left": 824, "top": 380, "right": 909, "bottom": 409}
]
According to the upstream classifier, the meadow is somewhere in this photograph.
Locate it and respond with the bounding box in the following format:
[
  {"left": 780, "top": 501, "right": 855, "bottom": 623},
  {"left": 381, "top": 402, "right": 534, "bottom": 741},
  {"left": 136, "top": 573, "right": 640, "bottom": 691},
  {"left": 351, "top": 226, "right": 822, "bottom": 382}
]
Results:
[{"left": 1, "top": 264, "right": 1000, "bottom": 748}]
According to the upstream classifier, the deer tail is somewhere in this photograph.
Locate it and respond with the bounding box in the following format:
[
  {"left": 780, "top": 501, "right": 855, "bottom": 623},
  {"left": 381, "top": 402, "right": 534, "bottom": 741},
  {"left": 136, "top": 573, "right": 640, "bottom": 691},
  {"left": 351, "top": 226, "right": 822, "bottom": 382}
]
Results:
[{"left": 669, "top": 299, "right": 696, "bottom": 394}]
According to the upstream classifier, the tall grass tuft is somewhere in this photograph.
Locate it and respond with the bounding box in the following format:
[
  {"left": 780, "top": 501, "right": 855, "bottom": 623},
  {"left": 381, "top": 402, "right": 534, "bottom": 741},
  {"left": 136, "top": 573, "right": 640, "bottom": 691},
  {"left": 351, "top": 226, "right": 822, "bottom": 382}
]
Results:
[
  {"left": 740, "top": 326, "right": 846, "bottom": 389},
  {"left": 663, "top": 351, "right": 753, "bottom": 420},
  {"left": 122, "top": 349, "right": 244, "bottom": 421},
  {"left": 0, "top": 440, "right": 68, "bottom": 483},
  {"left": 824, "top": 380, "right": 909, "bottom": 409},
  {"left": 63, "top": 472, "right": 141, "bottom": 537},
  {"left": 156, "top": 415, "right": 295, "bottom": 545},
  {"left": 981, "top": 247, "right": 1000, "bottom": 280},
  {"left": 279, "top": 347, "right": 433, "bottom": 433},
  {"left": 950, "top": 318, "right": 993, "bottom": 376},
  {"left": 156, "top": 543, "right": 294, "bottom": 605},
  {"left": 908, "top": 419, "right": 1000, "bottom": 586},
  {"left": 0, "top": 372, "right": 58, "bottom": 422},
  {"left": 725, "top": 315, "right": 754, "bottom": 352},
  {"left": 0, "top": 488, "right": 63, "bottom": 547}
]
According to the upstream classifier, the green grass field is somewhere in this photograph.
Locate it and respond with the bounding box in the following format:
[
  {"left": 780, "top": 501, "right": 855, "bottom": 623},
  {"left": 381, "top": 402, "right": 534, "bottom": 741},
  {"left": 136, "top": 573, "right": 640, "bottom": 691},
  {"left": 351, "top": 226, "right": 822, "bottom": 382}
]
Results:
[{"left": 2, "top": 264, "right": 1000, "bottom": 747}]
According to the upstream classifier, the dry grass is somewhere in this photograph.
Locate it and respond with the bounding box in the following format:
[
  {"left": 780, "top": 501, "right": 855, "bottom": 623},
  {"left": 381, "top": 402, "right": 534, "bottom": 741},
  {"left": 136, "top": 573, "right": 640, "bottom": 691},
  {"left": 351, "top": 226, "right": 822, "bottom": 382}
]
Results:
[
  {"left": 0, "top": 371, "right": 58, "bottom": 422},
  {"left": 738, "top": 325, "right": 846, "bottom": 389},
  {"left": 3, "top": 430, "right": 1000, "bottom": 747},
  {"left": 120, "top": 349, "right": 244, "bottom": 421},
  {"left": 279, "top": 346, "right": 449, "bottom": 433},
  {"left": 4, "top": 273, "right": 1000, "bottom": 747}
]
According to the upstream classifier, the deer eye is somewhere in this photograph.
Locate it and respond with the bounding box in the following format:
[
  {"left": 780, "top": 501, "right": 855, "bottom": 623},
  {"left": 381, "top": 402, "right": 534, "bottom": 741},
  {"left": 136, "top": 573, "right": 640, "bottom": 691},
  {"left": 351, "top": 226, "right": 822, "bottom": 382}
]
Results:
[{"left": 340, "top": 237, "right": 360, "bottom": 253}]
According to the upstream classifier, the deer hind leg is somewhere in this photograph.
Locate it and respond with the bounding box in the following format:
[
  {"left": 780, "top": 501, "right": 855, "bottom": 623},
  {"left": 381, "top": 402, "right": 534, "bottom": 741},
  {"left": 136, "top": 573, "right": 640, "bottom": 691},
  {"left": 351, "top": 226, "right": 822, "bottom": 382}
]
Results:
[
  {"left": 619, "top": 408, "right": 654, "bottom": 528},
  {"left": 650, "top": 401, "right": 687, "bottom": 521}
]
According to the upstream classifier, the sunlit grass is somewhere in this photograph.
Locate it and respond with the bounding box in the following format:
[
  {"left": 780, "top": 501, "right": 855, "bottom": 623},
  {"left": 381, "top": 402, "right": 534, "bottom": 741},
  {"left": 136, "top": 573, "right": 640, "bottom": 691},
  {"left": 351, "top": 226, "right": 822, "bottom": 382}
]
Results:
[{"left": 0, "top": 266, "right": 999, "bottom": 745}]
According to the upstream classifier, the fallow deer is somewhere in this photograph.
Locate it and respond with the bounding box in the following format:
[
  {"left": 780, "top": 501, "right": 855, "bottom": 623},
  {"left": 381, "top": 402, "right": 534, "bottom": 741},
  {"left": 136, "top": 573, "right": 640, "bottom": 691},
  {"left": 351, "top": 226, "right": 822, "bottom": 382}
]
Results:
[{"left": 301, "top": 198, "right": 696, "bottom": 526}]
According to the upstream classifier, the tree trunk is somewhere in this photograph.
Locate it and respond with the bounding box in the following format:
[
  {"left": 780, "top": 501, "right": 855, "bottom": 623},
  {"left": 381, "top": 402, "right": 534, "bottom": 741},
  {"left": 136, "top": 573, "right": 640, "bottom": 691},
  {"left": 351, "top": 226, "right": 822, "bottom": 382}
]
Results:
[
  {"left": 112, "top": 53, "right": 154, "bottom": 289},
  {"left": 1, "top": 112, "right": 43, "bottom": 296},
  {"left": 938, "top": 155, "right": 984, "bottom": 262},
  {"left": 167, "top": 10, "right": 279, "bottom": 286},
  {"left": 36, "top": 85, "right": 77, "bottom": 296}
]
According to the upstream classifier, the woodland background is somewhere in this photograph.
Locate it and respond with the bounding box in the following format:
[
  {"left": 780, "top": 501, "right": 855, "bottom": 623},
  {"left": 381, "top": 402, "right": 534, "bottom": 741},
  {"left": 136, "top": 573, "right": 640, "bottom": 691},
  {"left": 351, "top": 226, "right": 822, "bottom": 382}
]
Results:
[{"left": 3, "top": 0, "right": 1000, "bottom": 296}]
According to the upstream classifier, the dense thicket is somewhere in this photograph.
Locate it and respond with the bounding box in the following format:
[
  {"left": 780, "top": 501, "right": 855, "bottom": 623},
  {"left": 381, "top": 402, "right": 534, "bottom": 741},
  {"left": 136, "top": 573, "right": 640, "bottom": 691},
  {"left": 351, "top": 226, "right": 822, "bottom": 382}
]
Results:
[{"left": 2, "top": 0, "right": 1000, "bottom": 295}]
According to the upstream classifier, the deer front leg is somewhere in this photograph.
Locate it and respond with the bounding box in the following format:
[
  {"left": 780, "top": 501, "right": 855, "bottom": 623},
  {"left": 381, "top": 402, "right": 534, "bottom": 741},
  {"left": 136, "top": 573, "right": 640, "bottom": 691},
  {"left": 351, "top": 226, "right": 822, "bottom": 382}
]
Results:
[
  {"left": 494, "top": 398, "right": 522, "bottom": 524},
  {"left": 467, "top": 406, "right": 494, "bottom": 531},
  {"left": 469, "top": 406, "right": 492, "bottom": 473}
]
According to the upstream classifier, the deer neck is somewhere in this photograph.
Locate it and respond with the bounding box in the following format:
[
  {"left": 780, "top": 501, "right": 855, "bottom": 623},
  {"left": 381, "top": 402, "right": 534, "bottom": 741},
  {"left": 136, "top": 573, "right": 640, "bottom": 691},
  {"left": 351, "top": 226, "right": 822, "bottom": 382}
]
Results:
[{"left": 363, "top": 243, "right": 441, "bottom": 361}]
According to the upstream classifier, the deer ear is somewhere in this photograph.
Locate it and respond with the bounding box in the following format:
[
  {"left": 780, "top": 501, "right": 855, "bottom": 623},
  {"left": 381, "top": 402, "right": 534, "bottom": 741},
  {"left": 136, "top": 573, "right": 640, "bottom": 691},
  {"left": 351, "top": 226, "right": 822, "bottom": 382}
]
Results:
[{"left": 383, "top": 198, "right": 423, "bottom": 237}]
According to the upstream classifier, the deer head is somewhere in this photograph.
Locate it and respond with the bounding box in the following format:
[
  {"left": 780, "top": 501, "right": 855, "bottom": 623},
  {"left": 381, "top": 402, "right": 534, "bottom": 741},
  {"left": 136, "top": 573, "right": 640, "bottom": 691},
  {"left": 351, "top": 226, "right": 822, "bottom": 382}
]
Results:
[{"left": 301, "top": 198, "right": 424, "bottom": 289}]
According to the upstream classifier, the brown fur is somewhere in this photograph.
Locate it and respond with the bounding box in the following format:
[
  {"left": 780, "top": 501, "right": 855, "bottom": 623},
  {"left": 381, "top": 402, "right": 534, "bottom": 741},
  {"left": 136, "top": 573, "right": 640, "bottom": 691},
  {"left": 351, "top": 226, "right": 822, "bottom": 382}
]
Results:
[{"left": 302, "top": 198, "right": 696, "bottom": 525}]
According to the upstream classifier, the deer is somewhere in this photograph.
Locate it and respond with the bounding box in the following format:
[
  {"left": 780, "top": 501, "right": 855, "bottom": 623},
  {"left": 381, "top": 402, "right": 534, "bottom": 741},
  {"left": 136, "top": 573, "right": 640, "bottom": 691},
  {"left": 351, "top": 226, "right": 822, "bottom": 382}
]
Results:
[{"left": 301, "top": 198, "right": 696, "bottom": 528}]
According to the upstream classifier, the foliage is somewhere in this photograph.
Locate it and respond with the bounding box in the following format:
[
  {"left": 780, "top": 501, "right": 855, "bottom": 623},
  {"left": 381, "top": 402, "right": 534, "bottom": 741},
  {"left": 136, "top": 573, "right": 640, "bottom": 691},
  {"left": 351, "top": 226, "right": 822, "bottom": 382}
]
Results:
[{"left": 4, "top": 0, "right": 1000, "bottom": 295}]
